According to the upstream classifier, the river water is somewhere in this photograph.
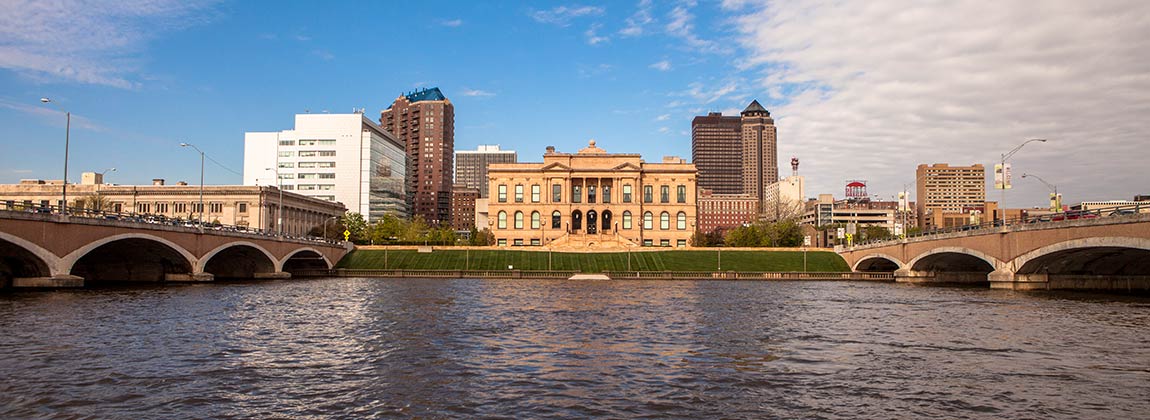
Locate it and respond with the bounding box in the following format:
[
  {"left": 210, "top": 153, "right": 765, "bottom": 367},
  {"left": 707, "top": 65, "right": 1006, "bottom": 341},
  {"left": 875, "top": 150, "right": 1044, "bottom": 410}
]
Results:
[{"left": 1, "top": 279, "right": 1148, "bottom": 419}]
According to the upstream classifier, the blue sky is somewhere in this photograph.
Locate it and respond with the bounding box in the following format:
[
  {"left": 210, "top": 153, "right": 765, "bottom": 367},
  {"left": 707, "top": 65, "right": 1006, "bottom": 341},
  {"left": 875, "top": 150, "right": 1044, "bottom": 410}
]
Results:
[{"left": 2, "top": 1, "right": 1148, "bottom": 208}]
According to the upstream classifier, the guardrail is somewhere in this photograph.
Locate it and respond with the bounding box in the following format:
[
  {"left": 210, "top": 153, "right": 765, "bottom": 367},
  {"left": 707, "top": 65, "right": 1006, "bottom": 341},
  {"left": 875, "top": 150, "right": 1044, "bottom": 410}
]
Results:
[
  {"left": 851, "top": 202, "right": 1150, "bottom": 248},
  {"left": 293, "top": 269, "right": 894, "bottom": 281},
  {"left": 0, "top": 204, "right": 341, "bottom": 246}
]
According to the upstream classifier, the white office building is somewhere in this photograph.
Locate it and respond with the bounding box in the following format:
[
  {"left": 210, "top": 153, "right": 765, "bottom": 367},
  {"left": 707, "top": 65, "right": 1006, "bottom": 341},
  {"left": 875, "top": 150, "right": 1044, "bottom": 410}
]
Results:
[{"left": 243, "top": 113, "right": 407, "bottom": 222}]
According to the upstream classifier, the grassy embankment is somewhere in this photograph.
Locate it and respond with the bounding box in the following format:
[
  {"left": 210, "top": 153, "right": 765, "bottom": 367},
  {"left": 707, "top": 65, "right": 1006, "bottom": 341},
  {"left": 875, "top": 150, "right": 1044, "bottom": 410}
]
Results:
[{"left": 336, "top": 249, "right": 849, "bottom": 272}]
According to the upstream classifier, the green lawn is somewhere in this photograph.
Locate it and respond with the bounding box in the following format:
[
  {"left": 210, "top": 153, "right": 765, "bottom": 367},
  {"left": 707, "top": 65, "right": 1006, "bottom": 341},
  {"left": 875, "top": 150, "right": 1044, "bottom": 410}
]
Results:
[{"left": 336, "top": 249, "right": 849, "bottom": 272}]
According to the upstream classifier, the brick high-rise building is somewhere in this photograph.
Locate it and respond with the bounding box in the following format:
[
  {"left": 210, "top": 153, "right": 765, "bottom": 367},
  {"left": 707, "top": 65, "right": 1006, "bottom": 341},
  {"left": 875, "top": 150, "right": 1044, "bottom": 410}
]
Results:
[
  {"left": 741, "top": 100, "right": 778, "bottom": 209},
  {"left": 916, "top": 163, "right": 987, "bottom": 229},
  {"left": 381, "top": 87, "right": 455, "bottom": 225},
  {"left": 455, "top": 145, "right": 517, "bottom": 198},
  {"left": 691, "top": 112, "right": 743, "bottom": 195}
]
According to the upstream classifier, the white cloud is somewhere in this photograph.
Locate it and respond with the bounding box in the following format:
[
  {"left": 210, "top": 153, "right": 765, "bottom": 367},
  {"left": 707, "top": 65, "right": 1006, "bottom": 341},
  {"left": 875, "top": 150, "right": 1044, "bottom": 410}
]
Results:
[
  {"left": 650, "top": 60, "right": 672, "bottom": 71},
  {"left": 440, "top": 19, "right": 463, "bottom": 27},
  {"left": 311, "top": 50, "right": 335, "bottom": 61},
  {"left": 656, "top": 114, "right": 671, "bottom": 121},
  {"left": 460, "top": 88, "right": 496, "bottom": 97},
  {"left": 585, "top": 23, "right": 609, "bottom": 45},
  {"left": 731, "top": 0, "right": 1150, "bottom": 206},
  {"left": 666, "top": 4, "right": 722, "bottom": 53},
  {"left": 672, "top": 78, "right": 742, "bottom": 106},
  {"left": 529, "top": 5, "right": 605, "bottom": 26},
  {"left": 0, "top": 98, "right": 108, "bottom": 131},
  {"left": 620, "top": 0, "right": 654, "bottom": 37},
  {"left": 0, "top": 0, "right": 218, "bottom": 88}
]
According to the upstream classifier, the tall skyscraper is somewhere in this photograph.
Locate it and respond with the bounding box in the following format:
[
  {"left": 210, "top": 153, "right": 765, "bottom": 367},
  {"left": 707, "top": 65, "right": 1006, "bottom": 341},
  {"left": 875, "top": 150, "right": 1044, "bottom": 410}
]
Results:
[
  {"left": 741, "top": 100, "right": 778, "bottom": 207},
  {"left": 691, "top": 112, "right": 743, "bottom": 195},
  {"left": 381, "top": 87, "right": 455, "bottom": 225},
  {"left": 455, "top": 145, "right": 517, "bottom": 198},
  {"left": 691, "top": 100, "right": 779, "bottom": 216},
  {"left": 915, "top": 163, "right": 986, "bottom": 229},
  {"left": 243, "top": 113, "right": 407, "bottom": 222}
]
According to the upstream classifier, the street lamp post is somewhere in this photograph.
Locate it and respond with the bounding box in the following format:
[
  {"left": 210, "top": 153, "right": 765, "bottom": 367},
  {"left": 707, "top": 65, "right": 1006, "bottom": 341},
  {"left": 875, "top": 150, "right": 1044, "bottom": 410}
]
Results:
[
  {"left": 999, "top": 138, "right": 1047, "bottom": 226},
  {"left": 39, "top": 98, "right": 70, "bottom": 214},
  {"left": 322, "top": 215, "right": 339, "bottom": 239},
  {"left": 265, "top": 167, "right": 283, "bottom": 236},
  {"left": 1022, "top": 173, "right": 1059, "bottom": 213},
  {"left": 180, "top": 143, "right": 205, "bottom": 233},
  {"left": 94, "top": 167, "right": 115, "bottom": 211}
]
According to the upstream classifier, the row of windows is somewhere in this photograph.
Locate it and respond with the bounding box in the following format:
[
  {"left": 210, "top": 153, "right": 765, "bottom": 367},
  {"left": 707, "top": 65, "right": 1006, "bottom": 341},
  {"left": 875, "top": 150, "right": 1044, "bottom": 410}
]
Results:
[
  {"left": 278, "top": 173, "right": 336, "bottom": 180},
  {"left": 278, "top": 150, "right": 337, "bottom": 157},
  {"left": 278, "top": 139, "right": 337, "bottom": 146},
  {"left": 495, "top": 210, "right": 689, "bottom": 230},
  {"left": 496, "top": 238, "right": 688, "bottom": 247},
  {"left": 496, "top": 183, "right": 689, "bottom": 204},
  {"left": 278, "top": 162, "right": 336, "bottom": 168}
]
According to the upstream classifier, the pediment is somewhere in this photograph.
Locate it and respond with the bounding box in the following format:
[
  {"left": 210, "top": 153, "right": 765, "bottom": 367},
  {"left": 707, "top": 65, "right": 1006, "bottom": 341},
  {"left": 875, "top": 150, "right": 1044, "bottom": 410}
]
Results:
[
  {"left": 611, "top": 162, "right": 642, "bottom": 171},
  {"left": 541, "top": 162, "right": 572, "bottom": 171}
]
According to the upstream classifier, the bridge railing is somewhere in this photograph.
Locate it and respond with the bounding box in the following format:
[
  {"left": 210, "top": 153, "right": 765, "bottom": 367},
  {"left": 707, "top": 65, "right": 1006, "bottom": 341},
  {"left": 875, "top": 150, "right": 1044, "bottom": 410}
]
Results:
[
  {"left": 0, "top": 203, "right": 343, "bottom": 246},
  {"left": 295, "top": 269, "right": 894, "bottom": 281},
  {"left": 849, "top": 201, "right": 1150, "bottom": 249}
]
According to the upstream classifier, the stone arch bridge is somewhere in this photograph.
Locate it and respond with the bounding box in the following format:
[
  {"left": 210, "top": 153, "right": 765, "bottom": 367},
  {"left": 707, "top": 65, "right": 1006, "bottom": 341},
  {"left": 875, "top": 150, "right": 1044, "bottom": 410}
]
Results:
[
  {"left": 838, "top": 214, "right": 1150, "bottom": 291},
  {"left": 0, "top": 210, "right": 350, "bottom": 288}
]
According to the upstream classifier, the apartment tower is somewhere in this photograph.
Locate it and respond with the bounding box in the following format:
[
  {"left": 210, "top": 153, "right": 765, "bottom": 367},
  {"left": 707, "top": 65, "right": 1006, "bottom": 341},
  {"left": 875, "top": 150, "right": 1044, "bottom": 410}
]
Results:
[
  {"left": 455, "top": 145, "right": 517, "bottom": 198},
  {"left": 915, "top": 163, "right": 986, "bottom": 229},
  {"left": 381, "top": 87, "right": 455, "bottom": 225}
]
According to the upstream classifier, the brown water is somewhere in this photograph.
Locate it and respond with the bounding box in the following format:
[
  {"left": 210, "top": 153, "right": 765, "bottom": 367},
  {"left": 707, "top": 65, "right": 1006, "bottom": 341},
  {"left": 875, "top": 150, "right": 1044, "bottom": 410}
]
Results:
[{"left": 2, "top": 279, "right": 1148, "bottom": 419}]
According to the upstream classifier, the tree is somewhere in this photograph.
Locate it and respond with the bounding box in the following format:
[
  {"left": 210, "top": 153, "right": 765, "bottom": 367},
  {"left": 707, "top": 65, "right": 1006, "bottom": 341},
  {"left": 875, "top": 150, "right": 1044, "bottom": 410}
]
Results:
[
  {"left": 401, "top": 215, "right": 429, "bottom": 242},
  {"left": 863, "top": 225, "right": 893, "bottom": 241},
  {"left": 725, "top": 224, "right": 761, "bottom": 247},
  {"left": 73, "top": 192, "right": 113, "bottom": 212},
  {"left": 690, "top": 229, "right": 713, "bottom": 247},
  {"left": 342, "top": 212, "right": 368, "bottom": 243},
  {"left": 370, "top": 213, "right": 404, "bottom": 244}
]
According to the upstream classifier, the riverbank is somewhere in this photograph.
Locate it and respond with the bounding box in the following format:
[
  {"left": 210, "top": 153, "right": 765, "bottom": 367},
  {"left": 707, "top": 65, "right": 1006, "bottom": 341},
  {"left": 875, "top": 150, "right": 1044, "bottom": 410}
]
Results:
[{"left": 336, "top": 248, "right": 849, "bottom": 272}]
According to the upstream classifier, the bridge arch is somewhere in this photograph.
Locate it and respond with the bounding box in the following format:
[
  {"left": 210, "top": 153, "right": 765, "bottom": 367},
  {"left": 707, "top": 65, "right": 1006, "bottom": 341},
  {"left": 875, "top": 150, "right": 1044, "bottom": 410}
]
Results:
[
  {"left": 907, "top": 246, "right": 1002, "bottom": 272},
  {"left": 0, "top": 231, "right": 57, "bottom": 283},
  {"left": 852, "top": 253, "right": 904, "bottom": 272},
  {"left": 279, "top": 247, "right": 333, "bottom": 274},
  {"left": 1010, "top": 237, "right": 1150, "bottom": 276},
  {"left": 199, "top": 242, "right": 279, "bottom": 279},
  {"left": 62, "top": 233, "right": 196, "bottom": 282}
]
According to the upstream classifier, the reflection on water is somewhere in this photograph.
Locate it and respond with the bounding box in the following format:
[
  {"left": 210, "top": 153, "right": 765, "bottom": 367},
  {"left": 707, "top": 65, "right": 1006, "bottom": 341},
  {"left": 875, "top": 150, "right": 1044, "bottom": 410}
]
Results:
[{"left": 2, "top": 279, "right": 1148, "bottom": 418}]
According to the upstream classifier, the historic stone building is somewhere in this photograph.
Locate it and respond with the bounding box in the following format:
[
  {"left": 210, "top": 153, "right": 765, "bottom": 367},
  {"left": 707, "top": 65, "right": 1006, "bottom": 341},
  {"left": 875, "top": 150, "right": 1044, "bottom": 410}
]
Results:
[{"left": 486, "top": 141, "right": 697, "bottom": 248}]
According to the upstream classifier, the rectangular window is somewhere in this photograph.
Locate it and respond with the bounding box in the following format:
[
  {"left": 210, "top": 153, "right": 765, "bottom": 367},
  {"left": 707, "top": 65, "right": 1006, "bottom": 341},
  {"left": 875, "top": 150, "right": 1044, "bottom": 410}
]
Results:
[
  {"left": 677, "top": 185, "right": 687, "bottom": 203},
  {"left": 588, "top": 186, "right": 596, "bottom": 204},
  {"left": 661, "top": 186, "right": 670, "bottom": 203},
  {"left": 297, "top": 162, "right": 317, "bottom": 168},
  {"left": 317, "top": 162, "right": 336, "bottom": 168},
  {"left": 319, "top": 151, "right": 336, "bottom": 157},
  {"left": 278, "top": 151, "right": 293, "bottom": 157},
  {"left": 531, "top": 239, "right": 541, "bottom": 246},
  {"left": 623, "top": 185, "right": 632, "bottom": 203},
  {"left": 497, "top": 185, "right": 507, "bottom": 203},
  {"left": 552, "top": 184, "right": 562, "bottom": 202},
  {"left": 298, "top": 139, "right": 316, "bottom": 146},
  {"left": 572, "top": 185, "right": 582, "bottom": 203},
  {"left": 238, "top": 203, "right": 248, "bottom": 213},
  {"left": 278, "top": 162, "right": 295, "bottom": 168},
  {"left": 644, "top": 186, "right": 653, "bottom": 203},
  {"left": 297, "top": 184, "right": 317, "bottom": 190},
  {"left": 297, "top": 173, "right": 316, "bottom": 179},
  {"left": 660, "top": 239, "right": 670, "bottom": 247},
  {"left": 298, "top": 151, "right": 317, "bottom": 157},
  {"left": 513, "top": 239, "right": 523, "bottom": 246},
  {"left": 136, "top": 203, "right": 150, "bottom": 213},
  {"left": 174, "top": 202, "right": 187, "bottom": 214},
  {"left": 281, "top": 185, "right": 294, "bottom": 190},
  {"left": 318, "top": 184, "right": 335, "bottom": 190},
  {"left": 279, "top": 140, "right": 295, "bottom": 146},
  {"left": 602, "top": 186, "right": 611, "bottom": 203},
  {"left": 497, "top": 239, "right": 507, "bottom": 246},
  {"left": 643, "top": 239, "right": 653, "bottom": 247},
  {"left": 514, "top": 185, "right": 524, "bottom": 203},
  {"left": 155, "top": 203, "right": 169, "bottom": 214},
  {"left": 209, "top": 202, "right": 223, "bottom": 213},
  {"left": 531, "top": 185, "right": 541, "bottom": 203},
  {"left": 318, "top": 173, "right": 335, "bottom": 179}
]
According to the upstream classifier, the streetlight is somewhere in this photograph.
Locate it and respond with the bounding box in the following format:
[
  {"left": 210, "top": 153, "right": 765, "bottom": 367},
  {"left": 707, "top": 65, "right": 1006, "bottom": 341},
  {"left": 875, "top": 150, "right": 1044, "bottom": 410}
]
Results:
[
  {"left": 1022, "top": 173, "right": 1059, "bottom": 213},
  {"left": 94, "top": 167, "right": 115, "bottom": 210},
  {"left": 264, "top": 167, "right": 283, "bottom": 236},
  {"left": 998, "top": 138, "right": 1046, "bottom": 226},
  {"left": 322, "top": 215, "right": 340, "bottom": 239},
  {"left": 179, "top": 142, "right": 205, "bottom": 233},
  {"left": 39, "top": 97, "right": 70, "bottom": 214}
]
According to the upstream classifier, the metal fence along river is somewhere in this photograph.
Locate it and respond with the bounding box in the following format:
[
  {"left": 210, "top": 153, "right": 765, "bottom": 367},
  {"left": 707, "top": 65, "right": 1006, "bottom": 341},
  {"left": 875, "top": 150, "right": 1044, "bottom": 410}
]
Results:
[{"left": 2, "top": 279, "right": 1148, "bottom": 418}]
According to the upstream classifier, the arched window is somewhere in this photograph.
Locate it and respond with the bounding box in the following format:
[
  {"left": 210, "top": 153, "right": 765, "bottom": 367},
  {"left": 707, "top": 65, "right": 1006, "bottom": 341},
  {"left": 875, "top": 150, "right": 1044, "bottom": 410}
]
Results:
[
  {"left": 531, "top": 211, "right": 541, "bottom": 229},
  {"left": 497, "top": 211, "right": 507, "bottom": 229},
  {"left": 572, "top": 210, "right": 583, "bottom": 230},
  {"left": 677, "top": 211, "right": 687, "bottom": 230},
  {"left": 660, "top": 211, "right": 670, "bottom": 230},
  {"left": 514, "top": 211, "right": 524, "bottom": 229},
  {"left": 643, "top": 211, "right": 653, "bottom": 230},
  {"left": 552, "top": 211, "right": 562, "bottom": 229},
  {"left": 622, "top": 211, "right": 632, "bottom": 229}
]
